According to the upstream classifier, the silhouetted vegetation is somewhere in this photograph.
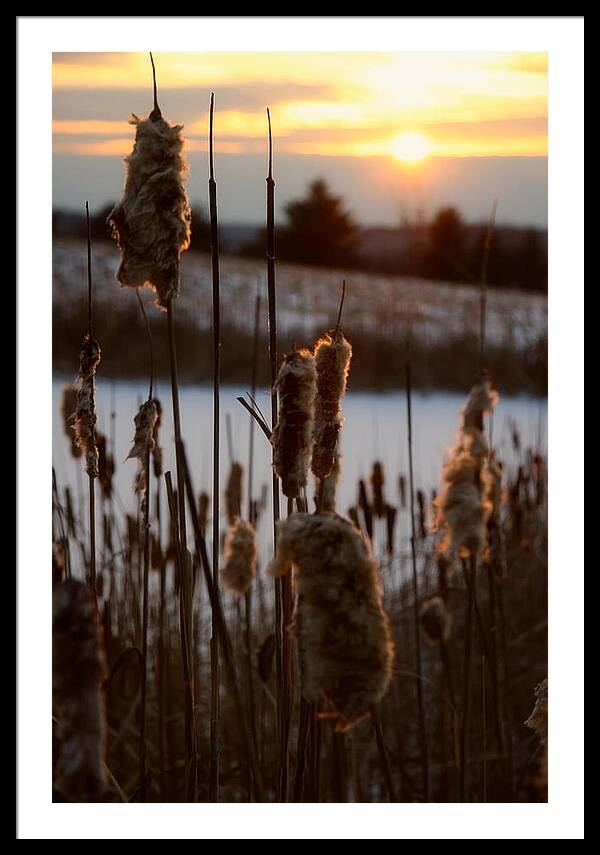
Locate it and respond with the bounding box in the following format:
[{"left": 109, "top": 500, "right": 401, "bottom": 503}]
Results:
[{"left": 53, "top": 185, "right": 547, "bottom": 293}]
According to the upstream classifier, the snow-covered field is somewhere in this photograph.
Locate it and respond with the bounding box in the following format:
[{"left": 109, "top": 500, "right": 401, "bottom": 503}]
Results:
[{"left": 53, "top": 238, "right": 547, "bottom": 351}]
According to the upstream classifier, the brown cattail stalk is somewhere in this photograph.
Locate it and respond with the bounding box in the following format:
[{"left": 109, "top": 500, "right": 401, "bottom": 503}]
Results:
[
  {"left": 208, "top": 91, "right": 222, "bottom": 804},
  {"left": 405, "top": 361, "right": 429, "bottom": 800},
  {"left": 53, "top": 580, "right": 108, "bottom": 802},
  {"left": 75, "top": 205, "right": 101, "bottom": 601},
  {"left": 265, "top": 105, "right": 285, "bottom": 800},
  {"left": 109, "top": 55, "right": 196, "bottom": 801},
  {"left": 268, "top": 512, "right": 394, "bottom": 732}
]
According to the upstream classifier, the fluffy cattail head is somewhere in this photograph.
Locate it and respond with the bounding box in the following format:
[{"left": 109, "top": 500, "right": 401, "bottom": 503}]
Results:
[
  {"left": 221, "top": 518, "right": 257, "bottom": 596},
  {"left": 225, "top": 461, "right": 243, "bottom": 524},
  {"left": 271, "top": 349, "right": 316, "bottom": 498},
  {"left": 267, "top": 512, "right": 393, "bottom": 731},
  {"left": 74, "top": 335, "right": 101, "bottom": 478},
  {"left": 107, "top": 114, "right": 191, "bottom": 310},
  {"left": 436, "top": 452, "right": 491, "bottom": 556},
  {"left": 462, "top": 370, "right": 499, "bottom": 431},
  {"left": 53, "top": 581, "right": 108, "bottom": 802},
  {"left": 61, "top": 384, "right": 81, "bottom": 459},
  {"left": 420, "top": 596, "right": 451, "bottom": 644},
  {"left": 126, "top": 399, "right": 158, "bottom": 494},
  {"left": 435, "top": 376, "right": 498, "bottom": 558},
  {"left": 311, "top": 330, "right": 352, "bottom": 480},
  {"left": 318, "top": 451, "right": 341, "bottom": 512}
]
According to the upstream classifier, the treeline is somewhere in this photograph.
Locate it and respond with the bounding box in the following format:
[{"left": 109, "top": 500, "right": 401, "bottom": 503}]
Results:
[{"left": 53, "top": 178, "right": 547, "bottom": 293}]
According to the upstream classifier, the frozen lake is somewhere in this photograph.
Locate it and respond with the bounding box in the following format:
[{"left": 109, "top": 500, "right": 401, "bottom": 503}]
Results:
[{"left": 53, "top": 378, "right": 546, "bottom": 571}]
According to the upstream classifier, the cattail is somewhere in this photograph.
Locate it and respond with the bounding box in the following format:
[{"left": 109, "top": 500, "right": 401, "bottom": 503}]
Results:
[
  {"left": 126, "top": 399, "right": 158, "bottom": 495},
  {"left": 268, "top": 512, "right": 393, "bottom": 731},
  {"left": 371, "top": 461, "right": 385, "bottom": 518},
  {"left": 198, "top": 491, "right": 210, "bottom": 531},
  {"left": 225, "top": 461, "right": 243, "bottom": 524},
  {"left": 74, "top": 336, "right": 101, "bottom": 478},
  {"left": 384, "top": 504, "right": 397, "bottom": 554},
  {"left": 462, "top": 371, "right": 499, "bottom": 431},
  {"left": 151, "top": 397, "right": 163, "bottom": 478},
  {"left": 398, "top": 474, "right": 407, "bottom": 509},
  {"left": 311, "top": 330, "right": 352, "bottom": 480},
  {"left": 52, "top": 541, "right": 65, "bottom": 586},
  {"left": 420, "top": 596, "right": 451, "bottom": 645},
  {"left": 96, "top": 432, "right": 114, "bottom": 500},
  {"left": 221, "top": 518, "right": 257, "bottom": 596},
  {"left": 358, "top": 478, "right": 373, "bottom": 541},
  {"left": 416, "top": 488, "right": 428, "bottom": 539},
  {"left": 107, "top": 111, "right": 191, "bottom": 310},
  {"left": 61, "top": 384, "right": 81, "bottom": 459},
  {"left": 435, "top": 374, "right": 498, "bottom": 558},
  {"left": 53, "top": 580, "right": 108, "bottom": 802},
  {"left": 347, "top": 506, "right": 360, "bottom": 530},
  {"left": 271, "top": 349, "right": 316, "bottom": 498},
  {"left": 319, "top": 451, "right": 341, "bottom": 512}
]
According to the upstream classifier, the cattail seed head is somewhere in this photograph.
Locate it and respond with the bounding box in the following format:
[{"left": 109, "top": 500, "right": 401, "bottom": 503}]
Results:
[
  {"left": 371, "top": 461, "right": 385, "bottom": 518},
  {"left": 435, "top": 376, "right": 499, "bottom": 558},
  {"left": 420, "top": 596, "right": 451, "bottom": 644},
  {"left": 198, "top": 491, "right": 210, "bottom": 530},
  {"left": 417, "top": 488, "right": 428, "bottom": 539},
  {"left": 61, "top": 383, "right": 81, "bottom": 459},
  {"left": 221, "top": 518, "right": 257, "bottom": 596},
  {"left": 74, "top": 336, "right": 101, "bottom": 478},
  {"left": 107, "top": 114, "right": 191, "bottom": 310},
  {"left": 225, "top": 461, "right": 244, "bottom": 524},
  {"left": 267, "top": 512, "right": 393, "bottom": 731},
  {"left": 271, "top": 349, "right": 316, "bottom": 498},
  {"left": 462, "top": 370, "right": 499, "bottom": 431},
  {"left": 126, "top": 399, "right": 158, "bottom": 495},
  {"left": 53, "top": 580, "right": 108, "bottom": 802},
  {"left": 398, "top": 474, "right": 407, "bottom": 509},
  {"left": 96, "top": 432, "right": 115, "bottom": 500},
  {"left": 385, "top": 504, "right": 397, "bottom": 554},
  {"left": 318, "top": 451, "right": 341, "bottom": 512},
  {"left": 311, "top": 330, "right": 352, "bottom": 480}
]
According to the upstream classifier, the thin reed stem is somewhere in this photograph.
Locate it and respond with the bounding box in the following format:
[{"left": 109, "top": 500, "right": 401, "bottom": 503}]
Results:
[
  {"left": 138, "top": 445, "right": 151, "bottom": 801},
  {"left": 208, "top": 91, "right": 221, "bottom": 803},
  {"left": 405, "top": 361, "right": 429, "bottom": 800},
  {"left": 371, "top": 705, "right": 397, "bottom": 802},
  {"left": 459, "top": 555, "right": 476, "bottom": 802},
  {"left": 179, "top": 442, "right": 265, "bottom": 800}
]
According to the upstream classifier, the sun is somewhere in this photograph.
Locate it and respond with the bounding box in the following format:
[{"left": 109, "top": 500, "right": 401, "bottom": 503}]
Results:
[{"left": 391, "top": 131, "right": 431, "bottom": 163}]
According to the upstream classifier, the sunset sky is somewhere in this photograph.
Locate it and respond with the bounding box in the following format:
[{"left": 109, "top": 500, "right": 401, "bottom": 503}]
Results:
[{"left": 52, "top": 51, "right": 548, "bottom": 226}]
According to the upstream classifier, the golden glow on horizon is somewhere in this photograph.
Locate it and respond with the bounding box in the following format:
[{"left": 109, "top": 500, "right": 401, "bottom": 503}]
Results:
[
  {"left": 391, "top": 132, "right": 431, "bottom": 163},
  {"left": 52, "top": 52, "right": 547, "bottom": 160}
]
